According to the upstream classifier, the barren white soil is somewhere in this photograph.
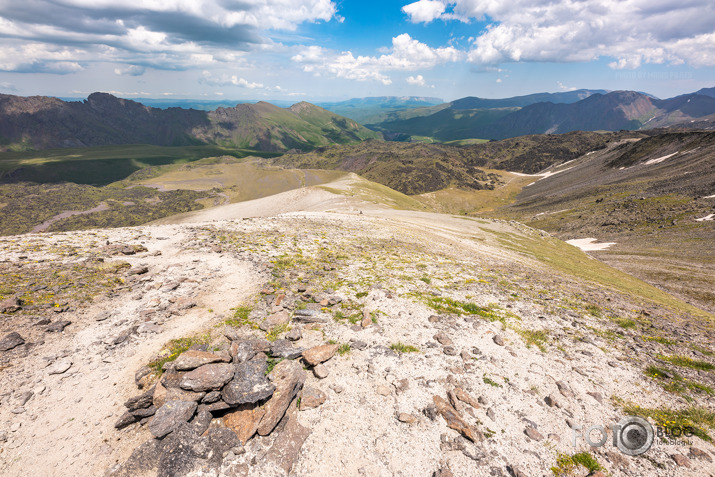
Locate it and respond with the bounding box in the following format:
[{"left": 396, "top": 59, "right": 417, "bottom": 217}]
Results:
[{"left": 1, "top": 181, "right": 713, "bottom": 477}]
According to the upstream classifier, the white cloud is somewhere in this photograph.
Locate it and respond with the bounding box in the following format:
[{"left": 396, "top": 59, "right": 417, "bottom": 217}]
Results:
[
  {"left": 114, "top": 65, "right": 146, "bottom": 76},
  {"left": 402, "top": 1, "right": 446, "bottom": 24},
  {"left": 406, "top": 75, "right": 427, "bottom": 86},
  {"left": 199, "top": 70, "right": 286, "bottom": 90},
  {"left": 0, "top": 0, "right": 339, "bottom": 74},
  {"left": 292, "top": 34, "right": 462, "bottom": 84},
  {"left": 405, "top": 0, "right": 715, "bottom": 68},
  {"left": 557, "top": 81, "right": 576, "bottom": 91}
]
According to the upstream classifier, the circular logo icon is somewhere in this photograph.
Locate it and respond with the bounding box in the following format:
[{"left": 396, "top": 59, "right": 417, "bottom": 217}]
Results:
[{"left": 617, "top": 416, "right": 654, "bottom": 456}]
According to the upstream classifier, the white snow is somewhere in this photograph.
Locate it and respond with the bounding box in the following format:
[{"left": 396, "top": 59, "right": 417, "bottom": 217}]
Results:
[
  {"left": 644, "top": 152, "right": 678, "bottom": 165},
  {"left": 566, "top": 238, "right": 617, "bottom": 251},
  {"left": 695, "top": 214, "right": 714, "bottom": 222},
  {"left": 704, "top": 194, "right": 715, "bottom": 199}
]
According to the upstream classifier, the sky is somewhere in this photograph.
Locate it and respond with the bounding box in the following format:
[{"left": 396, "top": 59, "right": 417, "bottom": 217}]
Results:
[{"left": 0, "top": 0, "right": 713, "bottom": 102}]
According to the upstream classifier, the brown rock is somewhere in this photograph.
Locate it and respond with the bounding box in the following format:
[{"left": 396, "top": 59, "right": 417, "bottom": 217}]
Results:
[
  {"left": 376, "top": 385, "right": 392, "bottom": 396},
  {"left": 524, "top": 427, "right": 544, "bottom": 441},
  {"left": 556, "top": 381, "right": 575, "bottom": 399},
  {"left": 586, "top": 391, "right": 603, "bottom": 404},
  {"left": 433, "top": 332, "right": 453, "bottom": 346},
  {"left": 493, "top": 334, "right": 504, "bottom": 346},
  {"left": 313, "top": 363, "right": 329, "bottom": 379},
  {"left": 260, "top": 311, "right": 291, "bottom": 332},
  {"left": 0, "top": 332, "right": 24, "bottom": 351},
  {"left": 671, "top": 454, "right": 691, "bottom": 468},
  {"left": 223, "top": 404, "right": 266, "bottom": 445},
  {"left": 361, "top": 310, "right": 372, "bottom": 328},
  {"left": 433, "top": 395, "right": 482, "bottom": 443},
  {"left": 299, "top": 386, "right": 327, "bottom": 410},
  {"left": 689, "top": 447, "right": 713, "bottom": 462},
  {"left": 179, "top": 363, "right": 234, "bottom": 392},
  {"left": 173, "top": 350, "right": 228, "bottom": 371},
  {"left": 544, "top": 394, "right": 561, "bottom": 408},
  {"left": 397, "top": 413, "right": 417, "bottom": 424},
  {"left": 153, "top": 381, "right": 205, "bottom": 409},
  {"left": 257, "top": 360, "right": 306, "bottom": 436},
  {"left": 262, "top": 400, "right": 310, "bottom": 474},
  {"left": 302, "top": 343, "right": 339, "bottom": 366},
  {"left": 149, "top": 400, "right": 197, "bottom": 438},
  {"left": 0, "top": 297, "right": 21, "bottom": 314},
  {"left": 452, "top": 387, "right": 480, "bottom": 409}
]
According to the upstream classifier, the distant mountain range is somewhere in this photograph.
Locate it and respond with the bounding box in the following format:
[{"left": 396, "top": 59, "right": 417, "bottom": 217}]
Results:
[
  {"left": 372, "top": 89, "right": 715, "bottom": 141},
  {"left": 0, "top": 93, "right": 380, "bottom": 152}
]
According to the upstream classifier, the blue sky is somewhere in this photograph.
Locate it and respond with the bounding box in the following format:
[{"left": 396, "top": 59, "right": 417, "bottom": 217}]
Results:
[{"left": 0, "top": 0, "right": 713, "bottom": 102}]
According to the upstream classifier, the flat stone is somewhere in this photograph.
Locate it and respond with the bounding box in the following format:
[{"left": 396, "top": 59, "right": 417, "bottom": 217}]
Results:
[
  {"left": 433, "top": 395, "right": 482, "bottom": 442},
  {"left": 269, "top": 339, "right": 304, "bottom": 359},
  {"left": 115, "top": 411, "right": 139, "bottom": 429},
  {"left": 131, "top": 405, "right": 157, "bottom": 419},
  {"left": 259, "top": 311, "right": 291, "bottom": 332},
  {"left": 299, "top": 386, "right": 326, "bottom": 410},
  {"left": 46, "top": 320, "right": 71, "bottom": 333},
  {"left": 302, "top": 343, "right": 339, "bottom": 366},
  {"left": 689, "top": 447, "right": 712, "bottom": 462},
  {"left": 174, "top": 350, "right": 228, "bottom": 371},
  {"left": 671, "top": 454, "right": 691, "bottom": 468},
  {"left": 202, "top": 391, "right": 221, "bottom": 404},
  {"left": 149, "top": 400, "right": 198, "bottom": 438},
  {"left": 47, "top": 359, "right": 72, "bottom": 375},
  {"left": 257, "top": 359, "right": 306, "bottom": 436},
  {"left": 0, "top": 332, "right": 24, "bottom": 351},
  {"left": 179, "top": 363, "right": 234, "bottom": 392},
  {"left": 376, "top": 385, "right": 392, "bottom": 396},
  {"left": 361, "top": 310, "right": 372, "bottom": 328},
  {"left": 262, "top": 400, "right": 310, "bottom": 474},
  {"left": 313, "top": 363, "right": 329, "bottom": 379},
  {"left": 452, "top": 387, "right": 480, "bottom": 409},
  {"left": 443, "top": 346, "right": 458, "bottom": 356},
  {"left": 544, "top": 394, "right": 561, "bottom": 408},
  {"left": 586, "top": 391, "right": 603, "bottom": 404},
  {"left": 434, "top": 332, "right": 453, "bottom": 346},
  {"left": 223, "top": 404, "right": 265, "bottom": 445},
  {"left": 113, "top": 326, "right": 138, "bottom": 345},
  {"left": 125, "top": 386, "right": 156, "bottom": 411},
  {"left": 556, "top": 381, "right": 575, "bottom": 399},
  {"left": 285, "top": 327, "right": 302, "bottom": 341},
  {"left": 349, "top": 339, "right": 367, "bottom": 350},
  {"left": 230, "top": 339, "right": 269, "bottom": 363},
  {"left": 154, "top": 380, "right": 205, "bottom": 409},
  {"left": 0, "top": 297, "right": 21, "bottom": 314},
  {"left": 524, "top": 427, "right": 544, "bottom": 441},
  {"left": 222, "top": 359, "right": 275, "bottom": 406},
  {"left": 492, "top": 335, "right": 504, "bottom": 346},
  {"left": 397, "top": 413, "right": 417, "bottom": 424}
]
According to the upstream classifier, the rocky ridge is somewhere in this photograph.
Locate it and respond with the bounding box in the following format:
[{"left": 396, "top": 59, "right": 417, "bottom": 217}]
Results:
[{"left": 0, "top": 208, "right": 713, "bottom": 476}]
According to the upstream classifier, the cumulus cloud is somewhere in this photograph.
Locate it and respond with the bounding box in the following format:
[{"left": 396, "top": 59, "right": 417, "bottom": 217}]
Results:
[
  {"left": 114, "top": 65, "right": 146, "bottom": 76},
  {"left": 402, "top": 1, "right": 446, "bottom": 23},
  {"left": 0, "top": 0, "right": 339, "bottom": 74},
  {"left": 292, "top": 33, "right": 462, "bottom": 84},
  {"left": 403, "top": 0, "right": 715, "bottom": 68},
  {"left": 406, "top": 75, "right": 430, "bottom": 87},
  {"left": 200, "top": 70, "right": 281, "bottom": 90}
]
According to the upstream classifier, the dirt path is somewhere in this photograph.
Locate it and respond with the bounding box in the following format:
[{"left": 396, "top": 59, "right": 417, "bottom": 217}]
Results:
[
  {"left": 0, "top": 225, "right": 263, "bottom": 476},
  {"left": 31, "top": 202, "right": 110, "bottom": 233}
]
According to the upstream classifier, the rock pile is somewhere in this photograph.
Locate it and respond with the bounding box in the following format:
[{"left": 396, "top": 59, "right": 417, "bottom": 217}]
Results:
[{"left": 111, "top": 333, "right": 340, "bottom": 476}]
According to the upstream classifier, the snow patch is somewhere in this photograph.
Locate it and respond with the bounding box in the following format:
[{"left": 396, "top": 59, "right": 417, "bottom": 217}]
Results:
[
  {"left": 566, "top": 238, "right": 616, "bottom": 251},
  {"left": 644, "top": 152, "right": 678, "bottom": 165},
  {"left": 695, "top": 214, "right": 714, "bottom": 222},
  {"left": 704, "top": 194, "right": 715, "bottom": 199}
]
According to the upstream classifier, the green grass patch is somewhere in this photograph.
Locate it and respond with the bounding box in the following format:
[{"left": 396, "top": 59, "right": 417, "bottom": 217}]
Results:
[
  {"left": 266, "top": 323, "right": 290, "bottom": 342},
  {"left": 610, "top": 316, "right": 637, "bottom": 329},
  {"left": 620, "top": 401, "right": 715, "bottom": 442},
  {"left": 551, "top": 452, "right": 601, "bottom": 476},
  {"left": 337, "top": 343, "right": 351, "bottom": 356},
  {"left": 643, "top": 335, "right": 676, "bottom": 345},
  {"left": 511, "top": 326, "right": 548, "bottom": 351},
  {"left": 390, "top": 342, "right": 420, "bottom": 354},
  {"left": 482, "top": 374, "right": 502, "bottom": 388},
  {"left": 224, "top": 305, "right": 257, "bottom": 328},
  {"left": 147, "top": 332, "right": 211, "bottom": 376},
  {"left": 658, "top": 354, "right": 715, "bottom": 371},
  {"left": 266, "top": 357, "right": 283, "bottom": 374},
  {"left": 424, "top": 296, "right": 504, "bottom": 323}
]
